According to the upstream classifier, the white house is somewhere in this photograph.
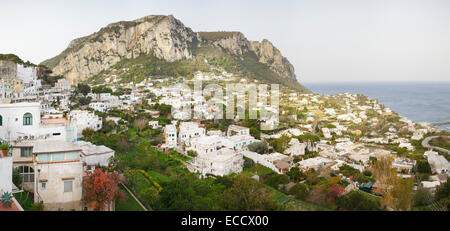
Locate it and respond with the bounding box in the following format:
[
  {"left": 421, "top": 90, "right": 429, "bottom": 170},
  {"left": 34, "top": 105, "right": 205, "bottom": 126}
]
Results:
[
  {"left": 69, "top": 110, "right": 103, "bottom": 138},
  {"left": 89, "top": 101, "right": 112, "bottom": 112},
  {"left": 76, "top": 141, "right": 115, "bottom": 168},
  {"left": 33, "top": 140, "right": 83, "bottom": 211},
  {"left": 188, "top": 148, "right": 244, "bottom": 176},
  {"left": 162, "top": 124, "right": 177, "bottom": 149},
  {"left": 178, "top": 121, "right": 206, "bottom": 146},
  {"left": 0, "top": 153, "right": 13, "bottom": 195}
]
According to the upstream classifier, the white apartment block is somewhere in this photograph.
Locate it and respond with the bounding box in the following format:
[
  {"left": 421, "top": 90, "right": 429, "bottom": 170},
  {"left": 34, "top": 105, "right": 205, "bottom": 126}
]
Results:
[
  {"left": 163, "top": 124, "right": 177, "bottom": 149},
  {"left": 188, "top": 148, "right": 244, "bottom": 177},
  {"left": 178, "top": 121, "right": 206, "bottom": 146},
  {"left": 69, "top": 110, "right": 103, "bottom": 138}
]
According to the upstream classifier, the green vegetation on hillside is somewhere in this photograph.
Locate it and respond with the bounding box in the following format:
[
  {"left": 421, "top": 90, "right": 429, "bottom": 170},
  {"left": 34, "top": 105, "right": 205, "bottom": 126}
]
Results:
[
  {"left": 0, "top": 53, "right": 35, "bottom": 67},
  {"left": 198, "top": 31, "right": 239, "bottom": 41}
]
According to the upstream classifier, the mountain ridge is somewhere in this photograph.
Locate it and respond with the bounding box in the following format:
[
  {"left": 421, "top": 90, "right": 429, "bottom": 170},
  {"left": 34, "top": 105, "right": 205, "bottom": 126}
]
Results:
[{"left": 41, "top": 14, "right": 307, "bottom": 92}]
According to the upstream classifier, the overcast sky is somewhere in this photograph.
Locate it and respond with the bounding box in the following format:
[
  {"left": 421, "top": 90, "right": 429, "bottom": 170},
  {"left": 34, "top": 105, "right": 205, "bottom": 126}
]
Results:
[{"left": 1, "top": 0, "right": 449, "bottom": 82}]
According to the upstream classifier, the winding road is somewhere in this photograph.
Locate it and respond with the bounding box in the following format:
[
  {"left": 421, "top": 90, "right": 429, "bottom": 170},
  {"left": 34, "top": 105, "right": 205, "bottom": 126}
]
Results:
[{"left": 422, "top": 136, "right": 450, "bottom": 154}]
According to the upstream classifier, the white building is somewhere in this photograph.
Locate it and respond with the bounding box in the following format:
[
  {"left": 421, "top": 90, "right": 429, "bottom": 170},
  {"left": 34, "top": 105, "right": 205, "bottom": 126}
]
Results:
[
  {"left": 425, "top": 150, "right": 450, "bottom": 174},
  {"left": 33, "top": 140, "right": 83, "bottom": 210},
  {"left": 76, "top": 141, "right": 115, "bottom": 168},
  {"left": 0, "top": 154, "right": 13, "bottom": 195},
  {"left": 69, "top": 110, "right": 103, "bottom": 138},
  {"left": 188, "top": 148, "right": 244, "bottom": 176},
  {"left": 89, "top": 101, "right": 112, "bottom": 112},
  {"left": 298, "top": 156, "right": 334, "bottom": 171},
  {"left": 0, "top": 102, "right": 40, "bottom": 142},
  {"left": 240, "top": 151, "right": 294, "bottom": 174},
  {"left": 162, "top": 124, "right": 177, "bottom": 149},
  {"left": 178, "top": 121, "right": 206, "bottom": 146},
  {"left": 284, "top": 138, "right": 306, "bottom": 156},
  {"left": 227, "top": 125, "right": 250, "bottom": 136}
]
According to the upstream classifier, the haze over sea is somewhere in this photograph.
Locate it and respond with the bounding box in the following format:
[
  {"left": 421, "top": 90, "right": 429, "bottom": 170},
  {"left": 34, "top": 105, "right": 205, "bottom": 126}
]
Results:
[{"left": 304, "top": 82, "right": 450, "bottom": 129}]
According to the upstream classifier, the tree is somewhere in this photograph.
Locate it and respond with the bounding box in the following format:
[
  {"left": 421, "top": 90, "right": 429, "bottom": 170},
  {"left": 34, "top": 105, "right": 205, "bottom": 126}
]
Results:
[
  {"left": 288, "top": 183, "right": 309, "bottom": 200},
  {"left": 264, "top": 174, "right": 289, "bottom": 189},
  {"left": 286, "top": 167, "right": 305, "bottom": 182},
  {"left": 390, "top": 178, "right": 414, "bottom": 211},
  {"left": 222, "top": 175, "right": 277, "bottom": 211},
  {"left": 133, "top": 117, "right": 148, "bottom": 133},
  {"left": 434, "top": 177, "right": 450, "bottom": 210},
  {"left": 336, "top": 190, "right": 380, "bottom": 211},
  {"left": 156, "top": 176, "right": 223, "bottom": 211},
  {"left": 78, "top": 96, "right": 92, "bottom": 106},
  {"left": 415, "top": 160, "right": 432, "bottom": 174},
  {"left": 247, "top": 141, "right": 268, "bottom": 154},
  {"left": 327, "top": 184, "right": 345, "bottom": 203},
  {"left": 138, "top": 187, "right": 159, "bottom": 208},
  {"left": 243, "top": 158, "right": 254, "bottom": 168},
  {"left": 413, "top": 186, "right": 433, "bottom": 207},
  {"left": 12, "top": 167, "right": 22, "bottom": 187},
  {"left": 82, "top": 169, "right": 125, "bottom": 211},
  {"left": 77, "top": 83, "right": 91, "bottom": 96},
  {"left": 372, "top": 155, "right": 397, "bottom": 209},
  {"left": 82, "top": 127, "right": 95, "bottom": 140}
]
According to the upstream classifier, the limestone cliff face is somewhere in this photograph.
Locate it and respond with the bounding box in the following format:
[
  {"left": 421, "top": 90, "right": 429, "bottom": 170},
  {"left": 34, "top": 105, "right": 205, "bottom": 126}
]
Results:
[
  {"left": 249, "top": 39, "right": 296, "bottom": 81},
  {"left": 42, "top": 14, "right": 298, "bottom": 84},
  {"left": 199, "top": 32, "right": 296, "bottom": 81},
  {"left": 42, "top": 15, "right": 198, "bottom": 83}
]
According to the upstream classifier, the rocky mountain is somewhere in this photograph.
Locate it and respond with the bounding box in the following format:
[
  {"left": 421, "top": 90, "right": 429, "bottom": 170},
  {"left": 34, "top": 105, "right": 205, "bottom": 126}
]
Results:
[{"left": 41, "top": 14, "right": 307, "bottom": 92}]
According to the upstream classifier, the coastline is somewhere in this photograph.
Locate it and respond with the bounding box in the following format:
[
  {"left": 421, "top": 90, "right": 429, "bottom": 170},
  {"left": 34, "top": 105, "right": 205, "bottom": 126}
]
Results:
[{"left": 303, "top": 81, "right": 450, "bottom": 128}]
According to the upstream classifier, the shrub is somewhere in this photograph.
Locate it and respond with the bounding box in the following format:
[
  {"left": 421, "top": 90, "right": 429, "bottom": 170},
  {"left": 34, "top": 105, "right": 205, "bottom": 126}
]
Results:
[
  {"left": 288, "top": 183, "right": 309, "bottom": 200},
  {"left": 363, "top": 170, "right": 372, "bottom": 177},
  {"left": 335, "top": 190, "right": 380, "bottom": 211},
  {"left": 264, "top": 174, "right": 289, "bottom": 189},
  {"left": 415, "top": 160, "right": 432, "bottom": 174},
  {"left": 247, "top": 141, "right": 268, "bottom": 154},
  {"left": 29, "top": 202, "right": 45, "bottom": 211},
  {"left": 413, "top": 187, "right": 433, "bottom": 207}
]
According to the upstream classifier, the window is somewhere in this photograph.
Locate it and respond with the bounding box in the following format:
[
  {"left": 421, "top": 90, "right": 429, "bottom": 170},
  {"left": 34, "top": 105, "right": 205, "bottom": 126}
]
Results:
[
  {"left": 17, "top": 166, "right": 34, "bottom": 182},
  {"left": 23, "top": 113, "right": 32, "bottom": 126},
  {"left": 0, "top": 115, "right": 2, "bottom": 126},
  {"left": 41, "top": 182, "right": 46, "bottom": 189},
  {"left": 20, "top": 147, "right": 33, "bottom": 157},
  {"left": 64, "top": 181, "right": 73, "bottom": 192}
]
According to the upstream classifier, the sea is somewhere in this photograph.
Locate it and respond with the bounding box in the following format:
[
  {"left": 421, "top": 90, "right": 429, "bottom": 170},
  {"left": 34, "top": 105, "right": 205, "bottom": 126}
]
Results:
[{"left": 303, "top": 82, "right": 450, "bottom": 130}]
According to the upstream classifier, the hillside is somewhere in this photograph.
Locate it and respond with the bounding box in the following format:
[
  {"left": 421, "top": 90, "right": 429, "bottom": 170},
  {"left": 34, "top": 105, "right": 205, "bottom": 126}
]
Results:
[{"left": 41, "top": 14, "right": 308, "bottom": 92}]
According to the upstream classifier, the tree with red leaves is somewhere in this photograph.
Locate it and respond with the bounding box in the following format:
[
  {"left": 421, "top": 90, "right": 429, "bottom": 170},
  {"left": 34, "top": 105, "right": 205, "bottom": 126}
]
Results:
[
  {"left": 327, "top": 184, "right": 345, "bottom": 203},
  {"left": 82, "top": 168, "right": 125, "bottom": 211}
]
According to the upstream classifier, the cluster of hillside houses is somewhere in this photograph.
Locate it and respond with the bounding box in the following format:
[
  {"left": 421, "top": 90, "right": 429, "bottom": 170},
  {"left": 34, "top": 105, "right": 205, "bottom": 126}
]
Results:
[
  {"left": 0, "top": 60, "right": 120, "bottom": 210},
  {"left": 0, "top": 102, "right": 115, "bottom": 210}
]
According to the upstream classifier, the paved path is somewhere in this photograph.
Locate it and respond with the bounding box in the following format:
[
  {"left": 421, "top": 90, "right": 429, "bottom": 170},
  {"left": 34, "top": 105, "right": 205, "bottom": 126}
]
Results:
[{"left": 422, "top": 136, "right": 450, "bottom": 154}]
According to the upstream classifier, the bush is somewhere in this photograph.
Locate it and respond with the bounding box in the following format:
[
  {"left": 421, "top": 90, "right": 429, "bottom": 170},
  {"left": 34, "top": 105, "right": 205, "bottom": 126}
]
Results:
[
  {"left": 335, "top": 190, "right": 380, "bottom": 211},
  {"left": 28, "top": 202, "right": 45, "bottom": 211},
  {"left": 243, "top": 158, "right": 254, "bottom": 169},
  {"left": 288, "top": 183, "right": 309, "bottom": 200},
  {"left": 413, "top": 187, "right": 433, "bottom": 207},
  {"left": 247, "top": 141, "right": 268, "bottom": 154},
  {"left": 12, "top": 167, "right": 22, "bottom": 187},
  {"left": 264, "top": 174, "right": 289, "bottom": 189},
  {"left": 363, "top": 170, "right": 372, "bottom": 177},
  {"left": 434, "top": 177, "right": 450, "bottom": 210},
  {"left": 415, "top": 160, "right": 432, "bottom": 174},
  {"left": 187, "top": 150, "right": 198, "bottom": 157}
]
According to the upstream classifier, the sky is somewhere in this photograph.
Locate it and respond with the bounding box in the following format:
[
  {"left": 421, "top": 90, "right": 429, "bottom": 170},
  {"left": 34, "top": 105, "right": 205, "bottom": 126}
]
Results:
[{"left": 1, "top": 0, "right": 449, "bottom": 83}]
